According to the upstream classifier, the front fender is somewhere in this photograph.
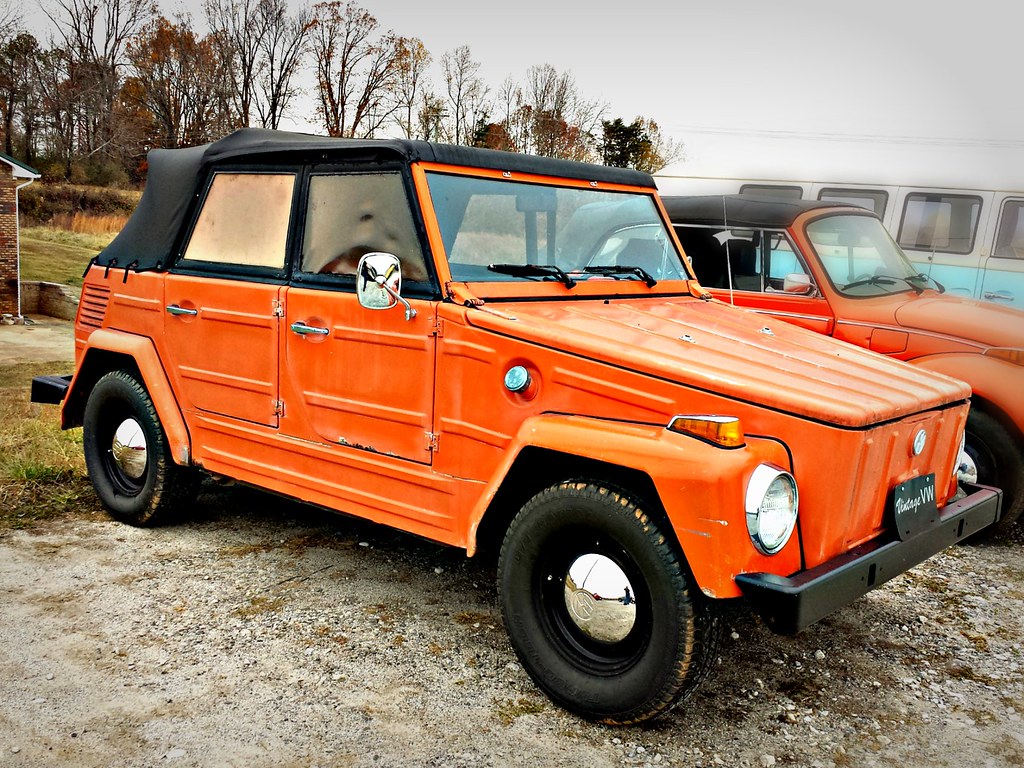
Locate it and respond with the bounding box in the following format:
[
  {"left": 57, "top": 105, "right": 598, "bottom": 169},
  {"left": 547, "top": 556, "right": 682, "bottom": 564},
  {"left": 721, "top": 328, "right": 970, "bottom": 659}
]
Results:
[
  {"left": 911, "top": 353, "right": 1024, "bottom": 440},
  {"left": 467, "top": 414, "right": 801, "bottom": 599},
  {"left": 62, "top": 329, "right": 192, "bottom": 465}
]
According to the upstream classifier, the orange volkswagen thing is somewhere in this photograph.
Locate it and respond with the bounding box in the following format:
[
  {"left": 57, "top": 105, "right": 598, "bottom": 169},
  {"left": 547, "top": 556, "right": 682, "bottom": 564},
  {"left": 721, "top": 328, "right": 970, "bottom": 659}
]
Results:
[
  {"left": 665, "top": 194, "right": 1024, "bottom": 534},
  {"left": 32, "top": 130, "right": 1000, "bottom": 724}
]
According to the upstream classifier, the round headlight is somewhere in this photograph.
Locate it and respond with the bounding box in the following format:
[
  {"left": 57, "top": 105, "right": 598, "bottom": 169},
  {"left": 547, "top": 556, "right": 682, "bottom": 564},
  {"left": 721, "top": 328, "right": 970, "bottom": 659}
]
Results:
[{"left": 745, "top": 464, "right": 799, "bottom": 555}]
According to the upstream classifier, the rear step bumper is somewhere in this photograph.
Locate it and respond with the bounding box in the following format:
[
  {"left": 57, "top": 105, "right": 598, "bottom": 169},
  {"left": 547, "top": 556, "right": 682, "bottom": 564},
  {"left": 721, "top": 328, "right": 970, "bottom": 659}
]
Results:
[{"left": 31, "top": 374, "right": 72, "bottom": 405}]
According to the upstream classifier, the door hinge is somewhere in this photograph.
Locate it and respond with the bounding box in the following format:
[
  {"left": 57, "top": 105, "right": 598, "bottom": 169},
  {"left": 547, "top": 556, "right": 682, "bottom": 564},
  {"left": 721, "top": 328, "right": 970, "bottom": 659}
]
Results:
[
  {"left": 432, "top": 317, "right": 444, "bottom": 337},
  {"left": 272, "top": 399, "right": 285, "bottom": 417},
  {"left": 426, "top": 432, "right": 439, "bottom": 452},
  {"left": 272, "top": 299, "right": 285, "bottom": 317}
]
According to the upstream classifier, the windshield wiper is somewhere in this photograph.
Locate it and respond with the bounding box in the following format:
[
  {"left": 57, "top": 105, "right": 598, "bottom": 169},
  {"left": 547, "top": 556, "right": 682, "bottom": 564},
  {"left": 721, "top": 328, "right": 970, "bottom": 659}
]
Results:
[
  {"left": 582, "top": 265, "right": 658, "bottom": 288},
  {"left": 843, "top": 274, "right": 902, "bottom": 291},
  {"left": 487, "top": 263, "right": 576, "bottom": 288}
]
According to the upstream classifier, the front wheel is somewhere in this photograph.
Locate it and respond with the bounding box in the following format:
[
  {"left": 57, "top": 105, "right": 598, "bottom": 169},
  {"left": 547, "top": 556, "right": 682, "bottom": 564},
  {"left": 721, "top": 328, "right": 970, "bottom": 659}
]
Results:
[
  {"left": 82, "top": 370, "right": 199, "bottom": 526},
  {"left": 965, "top": 408, "right": 1024, "bottom": 533},
  {"left": 498, "top": 481, "right": 721, "bottom": 724}
]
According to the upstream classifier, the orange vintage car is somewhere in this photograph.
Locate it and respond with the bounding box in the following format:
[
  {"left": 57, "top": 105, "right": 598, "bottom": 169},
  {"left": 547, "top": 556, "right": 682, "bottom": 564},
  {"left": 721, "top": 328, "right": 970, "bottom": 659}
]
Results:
[
  {"left": 32, "top": 130, "right": 1000, "bottom": 724},
  {"left": 665, "top": 194, "right": 1024, "bottom": 534}
]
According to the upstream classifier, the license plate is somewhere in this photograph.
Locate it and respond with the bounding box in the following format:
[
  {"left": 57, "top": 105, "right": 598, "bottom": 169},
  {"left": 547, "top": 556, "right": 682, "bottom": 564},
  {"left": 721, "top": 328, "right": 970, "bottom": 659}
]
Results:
[{"left": 892, "top": 473, "right": 937, "bottom": 541}]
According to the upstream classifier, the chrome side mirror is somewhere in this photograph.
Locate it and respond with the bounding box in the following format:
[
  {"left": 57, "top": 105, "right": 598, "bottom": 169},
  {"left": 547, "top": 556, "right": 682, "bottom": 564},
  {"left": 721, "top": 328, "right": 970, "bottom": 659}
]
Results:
[
  {"left": 356, "top": 252, "right": 417, "bottom": 321},
  {"left": 783, "top": 273, "right": 814, "bottom": 295}
]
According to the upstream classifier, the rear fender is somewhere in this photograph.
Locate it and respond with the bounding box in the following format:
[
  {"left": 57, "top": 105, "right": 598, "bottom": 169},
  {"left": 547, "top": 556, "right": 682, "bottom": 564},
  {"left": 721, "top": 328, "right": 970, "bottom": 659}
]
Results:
[
  {"left": 62, "top": 329, "right": 191, "bottom": 465},
  {"left": 466, "top": 414, "right": 798, "bottom": 599}
]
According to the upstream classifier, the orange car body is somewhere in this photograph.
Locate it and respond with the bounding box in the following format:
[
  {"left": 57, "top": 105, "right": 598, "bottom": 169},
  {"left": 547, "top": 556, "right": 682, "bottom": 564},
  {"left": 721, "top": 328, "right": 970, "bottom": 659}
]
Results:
[
  {"left": 38, "top": 132, "right": 998, "bottom": 621},
  {"left": 665, "top": 194, "right": 1024, "bottom": 529}
]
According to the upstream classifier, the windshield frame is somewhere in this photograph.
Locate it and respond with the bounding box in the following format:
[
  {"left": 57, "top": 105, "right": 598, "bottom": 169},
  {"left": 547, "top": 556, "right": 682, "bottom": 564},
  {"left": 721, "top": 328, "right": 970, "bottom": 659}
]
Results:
[
  {"left": 801, "top": 210, "right": 923, "bottom": 299},
  {"left": 413, "top": 162, "right": 696, "bottom": 299}
]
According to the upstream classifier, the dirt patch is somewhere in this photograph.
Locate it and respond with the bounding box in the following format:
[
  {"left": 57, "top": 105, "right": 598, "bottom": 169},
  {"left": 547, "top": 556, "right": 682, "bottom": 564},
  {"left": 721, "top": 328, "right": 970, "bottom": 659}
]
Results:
[
  {"left": 0, "top": 316, "right": 75, "bottom": 366},
  {"left": 1, "top": 484, "right": 1022, "bottom": 768}
]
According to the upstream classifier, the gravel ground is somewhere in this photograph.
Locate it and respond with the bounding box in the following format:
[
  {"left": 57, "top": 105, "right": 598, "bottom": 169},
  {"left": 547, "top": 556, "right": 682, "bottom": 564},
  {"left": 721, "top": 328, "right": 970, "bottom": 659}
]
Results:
[{"left": 1, "top": 482, "right": 1022, "bottom": 768}]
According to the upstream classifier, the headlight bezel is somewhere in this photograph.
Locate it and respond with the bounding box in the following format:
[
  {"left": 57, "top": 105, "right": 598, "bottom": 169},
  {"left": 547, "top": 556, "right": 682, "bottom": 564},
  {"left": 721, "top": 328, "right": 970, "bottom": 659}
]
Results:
[{"left": 745, "top": 464, "right": 799, "bottom": 555}]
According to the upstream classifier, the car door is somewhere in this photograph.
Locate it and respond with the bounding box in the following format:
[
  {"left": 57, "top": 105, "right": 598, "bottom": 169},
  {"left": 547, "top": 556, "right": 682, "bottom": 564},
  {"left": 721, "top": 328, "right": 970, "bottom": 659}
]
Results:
[
  {"left": 677, "top": 224, "right": 835, "bottom": 334},
  {"left": 279, "top": 168, "right": 438, "bottom": 464},
  {"left": 980, "top": 196, "right": 1024, "bottom": 307},
  {"left": 163, "top": 170, "right": 297, "bottom": 427}
]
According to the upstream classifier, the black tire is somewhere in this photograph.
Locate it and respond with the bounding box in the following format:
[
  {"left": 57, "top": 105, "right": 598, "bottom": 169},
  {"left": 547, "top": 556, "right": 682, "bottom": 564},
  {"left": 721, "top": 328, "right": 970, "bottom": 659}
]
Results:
[
  {"left": 82, "top": 370, "right": 199, "bottom": 526},
  {"left": 497, "top": 480, "right": 722, "bottom": 724},
  {"left": 965, "top": 408, "right": 1024, "bottom": 532}
]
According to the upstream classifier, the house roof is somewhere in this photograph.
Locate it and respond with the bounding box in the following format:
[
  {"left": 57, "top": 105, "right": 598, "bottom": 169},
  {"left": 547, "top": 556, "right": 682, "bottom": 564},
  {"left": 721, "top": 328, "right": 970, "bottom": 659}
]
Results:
[{"left": 0, "top": 152, "right": 40, "bottom": 179}]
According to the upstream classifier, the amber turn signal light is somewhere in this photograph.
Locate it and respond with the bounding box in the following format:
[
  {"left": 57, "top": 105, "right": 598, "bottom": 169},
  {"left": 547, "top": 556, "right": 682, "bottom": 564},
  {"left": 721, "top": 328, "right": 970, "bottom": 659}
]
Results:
[
  {"left": 983, "top": 347, "right": 1024, "bottom": 367},
  {"left": 667, "top": 415, "right": 744, "bottom": 448}
]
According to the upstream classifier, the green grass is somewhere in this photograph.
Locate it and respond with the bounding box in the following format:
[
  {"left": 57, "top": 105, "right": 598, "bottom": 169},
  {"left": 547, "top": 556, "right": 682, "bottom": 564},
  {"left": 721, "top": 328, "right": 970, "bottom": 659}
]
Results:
[
  {"left": 0, "top": 361, "right": 101, "bottom": 529},
  {"left": 18, "top": 228, "right": 115, "bottom": 293}
]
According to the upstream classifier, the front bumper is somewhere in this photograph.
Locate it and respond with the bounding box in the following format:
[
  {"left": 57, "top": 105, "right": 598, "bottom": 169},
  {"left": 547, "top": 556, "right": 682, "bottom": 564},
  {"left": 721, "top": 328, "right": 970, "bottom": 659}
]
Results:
[{"left": 735, "top": 483, "right": 1001, "bottom": 635}]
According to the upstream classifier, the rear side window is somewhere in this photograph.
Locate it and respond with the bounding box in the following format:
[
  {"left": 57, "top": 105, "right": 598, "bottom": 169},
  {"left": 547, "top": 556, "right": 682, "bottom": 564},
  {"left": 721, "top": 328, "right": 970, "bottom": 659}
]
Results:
[
  {"left": 739, "top": 184, "right": 803, "bottom": 199},
  {"left": 897, "top": 193, "right": 981, "bottom": 255},
  {"left": 994, "top": 199, "right": 1024, "bottom": 259},
  {"left": 182, "top": 172, "right": 295, "bottom": 268},
  {"left": 818, "top": 188, "right": 888, "bottom": 217}
]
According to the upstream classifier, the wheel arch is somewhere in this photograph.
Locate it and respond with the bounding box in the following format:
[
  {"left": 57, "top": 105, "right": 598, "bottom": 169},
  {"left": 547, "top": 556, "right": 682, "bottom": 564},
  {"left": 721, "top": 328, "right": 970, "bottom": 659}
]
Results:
[
  {"left": 473, "top": 446, "right": 674, "bottom": 558},
  {"left": 910, "top": 352, "right": 1024, "bottom": 443},
  {"left": 62, "top": 330, "right": 192, "bottom": 465}
]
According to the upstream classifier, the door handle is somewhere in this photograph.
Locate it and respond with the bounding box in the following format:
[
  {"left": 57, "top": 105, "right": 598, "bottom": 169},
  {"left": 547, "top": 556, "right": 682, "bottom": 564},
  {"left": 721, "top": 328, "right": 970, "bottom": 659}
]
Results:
[
  {"left": 165, "top": 304, "right": 198, "bottom": 316},
  {"left": 983, "top": 290, "right": 1014, "bottom": 302},
  {"left": 290, "top": 321, "right": 330, "bottom": 336}
]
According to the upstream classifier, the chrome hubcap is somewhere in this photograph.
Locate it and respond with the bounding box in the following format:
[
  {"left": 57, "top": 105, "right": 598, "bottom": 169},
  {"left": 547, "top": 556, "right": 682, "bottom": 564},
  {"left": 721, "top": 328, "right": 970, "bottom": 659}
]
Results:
[
  {"left": 562, "top": 554, "right": 637, "bottom": 643},
  {"left": 111, "top": 418, "right": 147, "bottom": 480}
]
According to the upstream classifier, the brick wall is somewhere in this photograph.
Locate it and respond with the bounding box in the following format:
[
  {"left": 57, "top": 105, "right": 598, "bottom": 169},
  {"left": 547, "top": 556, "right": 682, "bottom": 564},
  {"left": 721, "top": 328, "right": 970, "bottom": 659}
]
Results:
[{"left": 0, "top": 170, "right": 18, "bottom": 316}]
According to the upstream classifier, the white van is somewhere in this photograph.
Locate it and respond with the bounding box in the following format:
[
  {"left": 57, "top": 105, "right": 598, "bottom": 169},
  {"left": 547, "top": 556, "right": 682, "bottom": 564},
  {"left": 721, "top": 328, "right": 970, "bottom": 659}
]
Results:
[{"left": 654, "top": 169, "right": 1024, "bottom": 306}]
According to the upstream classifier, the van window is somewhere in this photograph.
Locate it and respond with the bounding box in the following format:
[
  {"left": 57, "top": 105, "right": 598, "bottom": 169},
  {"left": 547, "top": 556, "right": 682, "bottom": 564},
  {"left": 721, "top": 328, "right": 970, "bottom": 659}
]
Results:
[
  {"left": 739, "top": 184, "right": 803, "bottom": 199},
  {"left": 818, "top": 188, "right": 888, "bottom": 217},
  {"left": 897, "top": 193, "right": 981, "bottom": 255},
  {"left": 182, "top": 172, "right": 295, "bottom": 268},
  {"left": 994, "top": 199, "right": 1024, "bottom": 259}
]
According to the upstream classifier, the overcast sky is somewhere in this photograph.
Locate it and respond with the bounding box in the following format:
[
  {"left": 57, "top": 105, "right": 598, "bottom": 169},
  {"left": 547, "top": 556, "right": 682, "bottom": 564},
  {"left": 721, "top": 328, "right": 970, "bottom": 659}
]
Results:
[{"left": 17, "top": 0, "right": 1024, "bottom": 185}]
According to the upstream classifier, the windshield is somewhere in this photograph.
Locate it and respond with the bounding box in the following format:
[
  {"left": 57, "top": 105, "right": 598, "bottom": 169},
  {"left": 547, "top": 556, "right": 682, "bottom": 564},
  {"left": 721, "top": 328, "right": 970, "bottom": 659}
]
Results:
[
  {"left": 806, "top": 214, "right": 922, "bottom": 297},
  {"left": 425, "top": 173, "right": 689, "bottom": 285}
]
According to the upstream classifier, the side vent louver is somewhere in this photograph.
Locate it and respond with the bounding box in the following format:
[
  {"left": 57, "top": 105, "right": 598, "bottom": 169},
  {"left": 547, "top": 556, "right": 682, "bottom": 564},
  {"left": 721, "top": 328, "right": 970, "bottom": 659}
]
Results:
[{"left": 79, "top": 284, "right": 111, "bottom": 329}]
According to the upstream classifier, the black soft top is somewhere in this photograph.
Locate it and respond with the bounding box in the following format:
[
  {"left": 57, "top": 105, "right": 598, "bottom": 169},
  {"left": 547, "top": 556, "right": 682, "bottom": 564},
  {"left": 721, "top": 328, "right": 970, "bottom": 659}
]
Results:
[
  {"left": 96, "top": 128, "right": 655, "bottom": 272},
  {"left": 661, "top": 194, "right": 851, "bottom": 229}
]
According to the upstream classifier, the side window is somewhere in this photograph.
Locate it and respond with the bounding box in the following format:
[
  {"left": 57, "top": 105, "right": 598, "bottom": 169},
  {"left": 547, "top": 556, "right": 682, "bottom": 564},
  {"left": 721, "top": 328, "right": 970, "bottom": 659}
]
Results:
[
  {"left": 675, "top": 225, "right": 808, "bottom": 292},
  {"left": 994, "top": 199, "right": 1024, "bottom": 259},
  {"left": 739, "top": 184, "right": 803, "bottom": 200},
  {"left": 182, "top": 172, "right": 295, "bottom": 268},
  {"left": 818, "top": 188, "right": 888, "bottom": 217},
  {"left": 897, "top": 193, "right": 982, "bottom": 255},
  {"left": 300, "top": 172, "right": 428, "bottom": 282}
]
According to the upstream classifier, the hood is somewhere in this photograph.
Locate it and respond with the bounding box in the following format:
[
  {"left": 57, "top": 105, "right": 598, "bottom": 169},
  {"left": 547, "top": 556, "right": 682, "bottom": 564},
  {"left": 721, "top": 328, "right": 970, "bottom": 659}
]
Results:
[
  {"left": 894, "top": 294, "right": 1024, "bottom": 348},
  {"left": 466, "top": 296, "right": 969, "bottom": 428}
]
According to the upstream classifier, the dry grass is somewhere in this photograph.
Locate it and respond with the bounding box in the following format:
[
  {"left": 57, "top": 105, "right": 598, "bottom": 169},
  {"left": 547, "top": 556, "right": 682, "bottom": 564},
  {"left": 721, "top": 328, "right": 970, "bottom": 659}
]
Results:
[
  {"left": 0, "top": 362, "right": 100, "bottom": 529},
  {"left": 19, "top": 227, "right": 116, "bottom": 292},
  {"left": 49, "top": 212, "right": 129, "bottom": 236}
]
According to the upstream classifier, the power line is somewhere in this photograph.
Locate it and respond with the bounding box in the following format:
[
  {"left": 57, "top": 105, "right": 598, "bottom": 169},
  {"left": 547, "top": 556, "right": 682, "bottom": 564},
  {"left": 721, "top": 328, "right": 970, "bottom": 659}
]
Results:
[{"left": 668, "top": 125, "right": 1024, "bottom": 150}]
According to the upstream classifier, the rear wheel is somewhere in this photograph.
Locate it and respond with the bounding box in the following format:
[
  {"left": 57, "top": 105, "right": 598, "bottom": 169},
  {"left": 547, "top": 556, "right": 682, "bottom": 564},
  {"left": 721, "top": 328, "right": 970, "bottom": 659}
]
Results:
[
  {"left": 965, "top": 408, "right": 1024, "bottom": 532},
  {"left": 498, "top": 480, "right": 721, "bottom": 724},
  {"left": 83, "top": 370, "right": 199, "bottom": 526}
]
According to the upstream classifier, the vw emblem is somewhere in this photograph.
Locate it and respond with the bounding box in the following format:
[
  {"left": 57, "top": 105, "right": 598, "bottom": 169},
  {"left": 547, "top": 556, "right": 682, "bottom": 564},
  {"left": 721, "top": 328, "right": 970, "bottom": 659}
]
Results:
[
  {"left": 912, "top": 429, "right": 927, "bottom": 456},
  {"left": 569, "top": 590, "right": 595, "bottom": 622}
]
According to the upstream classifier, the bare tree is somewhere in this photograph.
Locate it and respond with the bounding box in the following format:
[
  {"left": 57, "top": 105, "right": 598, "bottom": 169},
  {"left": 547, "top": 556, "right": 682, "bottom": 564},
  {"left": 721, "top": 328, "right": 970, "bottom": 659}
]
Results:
[
  {"left": 43, "top": 0, "right": 155, "bottom": 159},
  {"left": 518, "top": 63, "right": 604, "bottom": 161},
  {"left": 254, "top": 0, "right": 312, "bottom": 130},
  {"left": 392, "top": 36, "right": 429, "bottom": 139},
  {"left": 0, "top": 32, "right": 39, "bottom": 157},
  {"left": 441, "top": 45, "right": 488, "bottom": 145},
  {"left": 125, "top": 15, "right": 235, "bottom": 147},
  {"left": 204, "top": 0, "right": 267, "bottom": 128},
  {"left": 309, "top": 1, "right": 400, "bottom": 138}
]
